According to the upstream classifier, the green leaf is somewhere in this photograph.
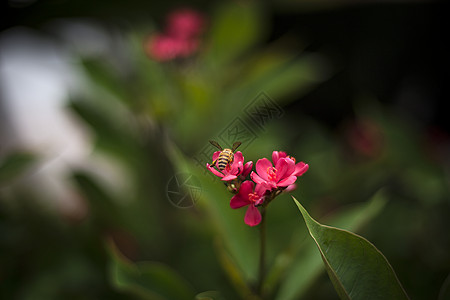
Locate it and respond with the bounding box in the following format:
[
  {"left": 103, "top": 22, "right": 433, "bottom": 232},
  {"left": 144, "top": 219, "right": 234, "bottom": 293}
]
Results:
[
  {"left": 0, "top": 151, "right": 35, "bottom": 184},
  {"left": 68, "top": 99, "right": 142, "bottom": 168},
  {"left": 165, "top": 143, "right": 259, "bottom": 286},
  {"left": 81, "top": 58, "right": 128, "bottom": 104},
  {"left": 274, "top": 190, "right": 387, "bottom": 300},
  {"left": 237, "top": 54, "right": 329, "bottom": 104},
  {"left": 213, "top": 238, "right": 256, "bottom": 299},
  {"left": 195, "top": 291, "right": 225, "bottom": 300},
  {"left": 108, "top": 241, "right": 196, "bottom": 300},
  {"left": 71, "top": 171, "right": 122, "bottom": 228},
  {"left": 292, "top": 197, "right": 409, "bottom": 300}
]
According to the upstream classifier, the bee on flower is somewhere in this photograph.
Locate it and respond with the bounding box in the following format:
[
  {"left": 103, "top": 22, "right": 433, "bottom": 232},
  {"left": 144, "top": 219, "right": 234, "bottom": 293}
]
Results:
[
  {"left": 207, "top": 147, "right": 308, "bottom": 227},
  {"left": 206, "top": 141, "right": 253, "bottom": 193},
  {"left": 208, "top": 140, "right": 242, "bottom": 171}
]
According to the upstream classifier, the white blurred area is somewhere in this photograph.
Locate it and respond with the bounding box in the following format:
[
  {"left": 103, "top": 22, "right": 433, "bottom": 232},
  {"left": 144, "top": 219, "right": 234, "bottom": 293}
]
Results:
[{"left": 0, "top": 22, "right": 129, "bottom": 220}]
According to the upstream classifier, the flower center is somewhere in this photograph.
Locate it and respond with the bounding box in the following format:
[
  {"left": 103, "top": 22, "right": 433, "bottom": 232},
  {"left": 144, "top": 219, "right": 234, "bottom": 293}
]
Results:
[
  {"left": 287, "top": 155, "right": 296, "bottom": 163},
  {"left": 248, "top": 192, "right": 260, "bottom": 203},
  {"left": 267, "top": 167, "right": 277, "bottom": 181}
]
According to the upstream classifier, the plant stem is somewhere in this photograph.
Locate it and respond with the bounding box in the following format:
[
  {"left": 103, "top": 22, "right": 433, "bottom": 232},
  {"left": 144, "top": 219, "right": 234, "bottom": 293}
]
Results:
[{"left": 256, "top": 206, "right": 266, "bottom": 297}]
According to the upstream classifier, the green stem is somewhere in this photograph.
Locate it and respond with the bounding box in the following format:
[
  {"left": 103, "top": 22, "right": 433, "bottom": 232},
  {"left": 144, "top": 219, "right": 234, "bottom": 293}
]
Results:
[{"left": 256, "top": 206, "right": 266, "bottom": 297}]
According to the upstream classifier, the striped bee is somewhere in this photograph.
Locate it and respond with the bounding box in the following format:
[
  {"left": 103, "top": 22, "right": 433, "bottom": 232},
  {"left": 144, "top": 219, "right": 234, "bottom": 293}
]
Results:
[{"left": 209, "top": 140, "right": 242, "bottom": 170}]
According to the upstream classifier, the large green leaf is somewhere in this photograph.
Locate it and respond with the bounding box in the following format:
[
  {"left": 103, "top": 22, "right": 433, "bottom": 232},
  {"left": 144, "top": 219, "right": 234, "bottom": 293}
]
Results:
[
  {"left": 108, "top": 241, "right": 196, "bottom": 300},
  {"left": 292, "top": 197, "right": 409, "bottom": 300},
  {"left": 274, "top": 190, "right": 387, "bottom": 300}
]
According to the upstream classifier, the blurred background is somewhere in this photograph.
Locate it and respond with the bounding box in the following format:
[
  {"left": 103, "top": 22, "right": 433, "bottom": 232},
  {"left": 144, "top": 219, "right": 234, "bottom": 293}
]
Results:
[{"left": 1, "top": 0, "right": 449, "bottom": 299}]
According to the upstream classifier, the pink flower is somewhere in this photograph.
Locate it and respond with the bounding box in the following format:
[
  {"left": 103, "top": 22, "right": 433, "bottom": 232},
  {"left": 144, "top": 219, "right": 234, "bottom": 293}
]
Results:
[
  {"left": 272, "top": 151, "right": 309, "bottom": 177},
  {"left": 230, "top": 181, "right": 265, "bottom": 226},
  {"left": 145, "top": 34, "right": 179, "bottom": 61},
  {"left": 206, "top": 151, "right": 253, "bottom": 181},
  {"left": 145, "top": 8, "right": 206, "bottom": 62},
  {"left": 145, "top": 34, "right": 199, "bottom": 62},
  {"left": 166, "top": 8, "right": 206, "bottom": 40},
  {"left": 251, "top": 151, "right": 308, "bottom": 190},
  {"left": 346, "top": 119, "right": 384, "bottom": 158}
]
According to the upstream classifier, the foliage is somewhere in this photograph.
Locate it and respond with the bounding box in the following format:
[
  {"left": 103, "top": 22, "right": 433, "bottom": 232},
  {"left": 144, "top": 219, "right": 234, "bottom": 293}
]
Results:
[
  {"left": 293, "top": 196, "right": 408, "bottom": 300},
  {"left": 1, "top": 1, "right": 448, "bottom": 300}
]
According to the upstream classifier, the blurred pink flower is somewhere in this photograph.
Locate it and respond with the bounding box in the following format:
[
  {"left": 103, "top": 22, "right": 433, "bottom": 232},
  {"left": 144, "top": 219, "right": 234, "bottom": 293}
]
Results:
[
  {"left": 145, "top": 34, "right": 200, "bottom": 62},
  {"left": 206, "top": 151, "right": 253, "bottom": 181},
  {"left": 166, "top": 8, "right": 206, "bottom": 39},
  {"left": 145, "top": 8, "right": 206, "bottom": 62},
  {"left": 230, "top": 181, "right": 265, "bottom": 226},
  {"left": 251, "top": 151, "right": 308, "bottom": 190},
  {"left": 346, "top": 119, "right": 384, "bottom": 158},
  {"left": 145, "top": 34, "right": 179, "bottom": 62}
]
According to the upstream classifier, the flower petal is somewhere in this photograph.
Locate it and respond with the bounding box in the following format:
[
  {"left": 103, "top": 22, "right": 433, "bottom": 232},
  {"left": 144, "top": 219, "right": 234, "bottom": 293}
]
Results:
[
  {"left": 251, "top": 171, "right": 266, "bottom": 185},
  {"left": 255, "top": 158, "right": 272, "bottom": 181},
  {"left": 222, "top": 174, "right": 237, "bottom": 181},
  {"left": 272, "top": 151, "right": 287, "bottom": 166},
  {"left": 276, "top": 158, "right": 295, "bottom": 182},
  {"left": 230, "top": 194, "right": 250, "bottom": 209},
  {"left": 254, "top": 197, "right": 265, "bottom": 206},
  {"left": 212, "top": 151, "right": 221, "bottom": 162},
  {"left": 234, "top": 151, "right": 244, "bottom": 165},
  {"left": 255, "top": 183, "right": 269, "bottom": 196},
  {"left": 293, "top": 162, "right": 309, "bottom": 177},
  {"left": 206, "top": 163, "right": 224, "bottom": 177},
  {"left": 284, "top": 184, "right": 297, "bottom": 192},
  {"left": 244, "top": 205, "right": 262, "bottom": 226},
  {"left": 230, "top": 160, "right": 243, "bottom": 176},
  {"left": 277, "top": 175, "right": 298, "bottom": 187},
  {"left": 241, "top": 161, "right": 253, "bottom": 177},
  {"left": 239, "top": 180, "right": 254, "bottom": 195},
  {"left": 228, "top": 152, "right": 243, "bottom": 175},
  {"left": 272, "top": 151, "right": 279, "bottom": 166}
]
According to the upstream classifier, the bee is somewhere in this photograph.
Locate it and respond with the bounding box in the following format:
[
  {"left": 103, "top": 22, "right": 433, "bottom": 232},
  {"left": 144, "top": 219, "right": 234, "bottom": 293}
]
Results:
[{"left": 209, "top": 140, "right": 242, "bottom": 170}]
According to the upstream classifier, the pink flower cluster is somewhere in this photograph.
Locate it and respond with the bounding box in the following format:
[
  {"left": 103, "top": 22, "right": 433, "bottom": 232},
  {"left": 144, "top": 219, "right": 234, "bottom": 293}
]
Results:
[
  {"left": 207, "top": 150, "right": 308, "bottom": 226},
  {"left": 145, "top": 8, "right": 206, "bottom": 62}
]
